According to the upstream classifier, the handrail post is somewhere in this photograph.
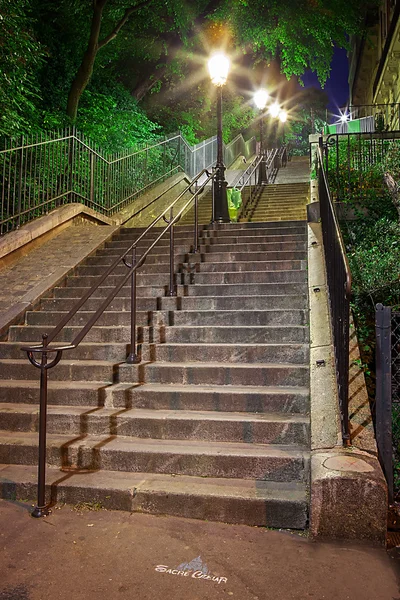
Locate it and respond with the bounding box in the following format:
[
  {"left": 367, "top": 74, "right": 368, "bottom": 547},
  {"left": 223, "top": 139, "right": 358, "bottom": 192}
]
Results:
[
  {"left": 32, "top": 334, "right": 50, "bottom": 518},
  {"left": 193, "top": 182, "right": 199, "bottom": 253},
  {"left": 168, "top": 207, "right": 176, "bottom": 296},
  {"left": 375, "top": 303, "right": 393, "bottom": 502},
  {"left": 17, "top": 136, "right": 24, "bottom": 229},
  {"left": 127, "top": 246, "right": 140, "bottom": 364},
  {"left": 89, "top": 151, "right": 95, "bottom": 207}
]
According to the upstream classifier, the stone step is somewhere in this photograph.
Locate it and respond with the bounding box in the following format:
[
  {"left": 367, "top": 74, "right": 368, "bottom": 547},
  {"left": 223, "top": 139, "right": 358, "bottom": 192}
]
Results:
[
  {"left": 117, "top": 224, "right": 307, "bottom": 240},
  {"left": 10, "top": 323, "right": 309, "bottom": 344},
  {"left": 50, "top": 281, "right": 308, "bottom": 298},
  {"left": 0, "top": 430, "right": 309, "bottom": 481},
  {"left": 0, "top": 404, "right": 310, "bottom": 445},
  {"left": 25, "top": 308, "right": 307, "bottom": 328},
  {"left": 0, "top": 359, "right": 116, "bottom": 382},
  {"left": 75, "top": 259, "right": 305, "bottom": 277},
  {"left": 97, "top": 239, "right": 308, "bottom": 255},
  {"left": 0, "top": 381, "right": 309, "bottom": 413},
  {"left": 86, "top": 249, "right": 307, "bottom": 265},
  {"left": 1, "top": 340, "right": 308, "bottom": 364},
  {"left": 0, "top": 342, "right": 129, "bottom": 362},
  {"left": 164, "top": 325, "right": 309, "bottom": 344},
  {"left": 189, "top": 220, "right": 307, "bottom": 230},
  {"left": 151, "top": 342, "right": 309, "bottom": 364},
  {"left": 107, "top": 233, "right": 307, "bottom": 249},
  {"left": 40, "top": 293, "right": 308, "bottom": 313},
  {"left": 0, "top": 464, "right": 308, "bottom": 528},
  {"left": 65, "top": 269, "right": 307, "bottom": 288},
  {"left": 198, "top": 224, "right": 307, "bottom": 236},
  {"left": 119, "top": 361, "right": 309, "bottom": 387}
]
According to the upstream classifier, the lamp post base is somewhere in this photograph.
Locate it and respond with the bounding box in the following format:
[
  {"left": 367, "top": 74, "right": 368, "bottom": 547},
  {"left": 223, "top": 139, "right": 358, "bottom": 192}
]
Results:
[
  {"left": 32, "top": 505, "right": 51, "bottom": 518},
  {"left": 258, "top": 156, "right": 268, "bottom": 184},
  {"left": 211, "top": 166, "right": 230, "bottom": 223}
]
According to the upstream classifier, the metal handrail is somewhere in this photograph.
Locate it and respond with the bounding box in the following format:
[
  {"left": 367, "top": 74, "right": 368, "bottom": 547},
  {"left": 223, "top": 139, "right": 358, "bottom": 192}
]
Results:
[
  {"left": 21, "top": 167, "right": 213, "bottom": 517},
  {"left": 237, "top": 148, "right": 280, "bottom": 219},
  {"left": 317, "top": 139, "right": 352, "bottom": 444}
]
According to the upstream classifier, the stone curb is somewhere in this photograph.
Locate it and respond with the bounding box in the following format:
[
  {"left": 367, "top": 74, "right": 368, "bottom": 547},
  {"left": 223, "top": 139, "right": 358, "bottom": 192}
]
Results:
[{"left": 307, "top": 222, "right": 387, "bottom": 545}]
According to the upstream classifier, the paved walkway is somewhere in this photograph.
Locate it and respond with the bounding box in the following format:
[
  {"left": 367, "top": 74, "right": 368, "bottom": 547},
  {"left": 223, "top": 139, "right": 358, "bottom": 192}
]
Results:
[
  {"left": 0, "top": 499, "right": 398, "bottom": 600},
  {"left": 0, "top": 222, "right": 115, "bottom": 335}
]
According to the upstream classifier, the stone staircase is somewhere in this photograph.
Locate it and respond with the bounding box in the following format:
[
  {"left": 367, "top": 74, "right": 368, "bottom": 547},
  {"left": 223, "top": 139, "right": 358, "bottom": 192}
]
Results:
[
  {"left": 241, "top": 183, "right": 309, "bottom": 222},
  {"left": 0, "top": 216, "right": 310, "bottom": 529}
]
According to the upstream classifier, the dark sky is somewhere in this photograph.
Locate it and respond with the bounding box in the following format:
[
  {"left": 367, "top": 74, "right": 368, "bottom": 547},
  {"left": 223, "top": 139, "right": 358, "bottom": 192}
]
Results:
[{"left": 302, "top": 47, "right": 350, "bottom": 122}]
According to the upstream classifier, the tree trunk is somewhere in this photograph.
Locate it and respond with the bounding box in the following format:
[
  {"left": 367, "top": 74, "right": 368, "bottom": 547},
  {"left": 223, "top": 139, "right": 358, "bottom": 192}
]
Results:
[
  {"left": 66, "top": 0, "right": 107, "bottom": 121},
  {"left": 384, "top": 172, "right": 400, "bottom": 222},
  {"left": 132, "top": 64, "right": 169, "bottom": 102}
]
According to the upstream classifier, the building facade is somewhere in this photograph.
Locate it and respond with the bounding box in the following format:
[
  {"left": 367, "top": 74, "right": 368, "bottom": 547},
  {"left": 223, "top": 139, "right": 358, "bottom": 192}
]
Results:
[{"left": 348, "top": 0, "right": 400, "bottom": 129}]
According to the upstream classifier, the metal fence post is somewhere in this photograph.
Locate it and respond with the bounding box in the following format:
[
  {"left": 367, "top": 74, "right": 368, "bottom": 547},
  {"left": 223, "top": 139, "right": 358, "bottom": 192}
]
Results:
[
  {"left": 376, "top": 303, "right": 393, "bottom": 503},
  {"left": 17, "top": 136, "right": 24, "bottom": 228}
]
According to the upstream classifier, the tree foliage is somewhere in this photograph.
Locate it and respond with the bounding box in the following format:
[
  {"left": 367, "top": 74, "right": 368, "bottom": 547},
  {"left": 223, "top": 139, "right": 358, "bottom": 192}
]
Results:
[
  {"left": 0, "top": 0, "right": 45, "bottom": 136},
  {"left": 0, "top": 0, "right": 379, "bottom": 142}
]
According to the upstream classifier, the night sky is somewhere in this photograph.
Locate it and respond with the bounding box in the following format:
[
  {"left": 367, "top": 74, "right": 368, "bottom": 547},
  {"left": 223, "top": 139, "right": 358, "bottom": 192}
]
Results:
[{"left": 302, "top": 47, "right": 350, "bottom": 122}]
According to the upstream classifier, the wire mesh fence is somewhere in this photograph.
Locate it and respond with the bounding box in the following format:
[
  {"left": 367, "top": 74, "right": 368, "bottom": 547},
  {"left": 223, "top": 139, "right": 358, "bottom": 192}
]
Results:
[{"left": 0, "top": 128, "right": 255, "bottom": 236}]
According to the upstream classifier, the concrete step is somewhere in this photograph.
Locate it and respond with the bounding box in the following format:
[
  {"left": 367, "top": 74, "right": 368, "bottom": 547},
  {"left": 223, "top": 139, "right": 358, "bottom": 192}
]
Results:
[
  {"left": 0, "top": 463, "right": 308, "bottom": 528},
  {"left": 164, "top": 325, "right": 309, "bottom": 344},
  {"left": 152, "top": 342, "right": 309, "bottom": 364},
  {"left": 0, "top": 430, "right": 309, "bottom": 481},
  {"left": 39, "top": 293, "right": 308, "bottom": 313},
  {"left": 75, "top": 259, "right": 305, "bottom": 277},
  {"left": 0, "top": 342, "right": 129, "bottom": 362},
  {"left": 0, "top": 359, "right": 116, "bottom": 382},
  {"left": 119, "top": 361, "right": 309, "bottom": 387},
  {"left": 0, "top": 377, "right": 304, "bottom": 414},
  {"left": 65, "top": 269, "right": 307, "bottom": 288},
  {"left": 10, "top": 323, "right": 309, "bottom": 345},
  {"left": 49, "top": 281, "right": 308, "bottom": 298},
  {"left": 0, "top": 380, "right": 309, "bottom": 413},
  {"left": 107, "top": 233, "right": 307, "bottom": 249},
  {"left": 88, "top": 250, "right": 307, "bottom": 265},
  {"left": 1, "top": 340, "right": 308, "bottom": 364},
  {"left": 0, "top": 404, "right": 310, "bottom": 445},
  {"left": 25, "top": 307, "right": 307, "bottom": 327}
]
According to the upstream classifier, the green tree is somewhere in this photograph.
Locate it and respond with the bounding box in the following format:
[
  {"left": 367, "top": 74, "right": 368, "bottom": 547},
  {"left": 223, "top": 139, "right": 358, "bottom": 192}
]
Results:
[{"left": 0, "top": 0, "right": 44, "bottom": 136}]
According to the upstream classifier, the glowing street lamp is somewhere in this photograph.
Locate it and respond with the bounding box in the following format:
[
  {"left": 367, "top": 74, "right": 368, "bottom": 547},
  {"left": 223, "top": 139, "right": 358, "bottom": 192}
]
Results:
[
  {"left": 279, "top": 109, "right": 288, "bottom": 144},
  {"left": 269, "top": 101, "right": 281, "bottom": 119},
  {"left": 279, "top": 110, "right": 287, "bottom": 123},
  {"left": 208, "top": 53, "right": 231, "bottom": 223}
]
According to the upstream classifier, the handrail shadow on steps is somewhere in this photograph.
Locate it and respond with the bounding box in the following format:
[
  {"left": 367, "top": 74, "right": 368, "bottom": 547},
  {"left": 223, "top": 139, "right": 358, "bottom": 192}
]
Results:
[{"left": 20, "top": 167, "right": 214, "bottom": 518}]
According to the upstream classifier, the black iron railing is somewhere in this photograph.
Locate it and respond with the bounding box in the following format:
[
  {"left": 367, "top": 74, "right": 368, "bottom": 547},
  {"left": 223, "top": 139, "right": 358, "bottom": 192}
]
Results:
[
  {"left": 0, "top": 128, "right": 256, "bottom": 236},
  {"left": 21, "top": 167, "right": 215, "bottom": 517},
  {"left": 318, "top": 139, "right": 352, "bottom": 444},
  {"left": 375, "top": 304, "right": 400, "bottom": 504},
  {"left": 324, "top": 131, "right": 400, "bottom": 206},
  {"left": 235, "top": 146, "right": 286, "bottom": 219}
]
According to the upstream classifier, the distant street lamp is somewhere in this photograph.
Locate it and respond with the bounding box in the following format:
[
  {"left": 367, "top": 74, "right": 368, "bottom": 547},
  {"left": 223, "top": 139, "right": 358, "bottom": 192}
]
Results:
[
  {"left": 208, "top": 53, "right": 230, "bottom": 223},
  {"left": 279, "top": 109, "right": 288, "bottom": 143},
  {"left": 254, "top": 89, "right": 269, "bottom": 183},
  {"left": 269, "top": 101, "right": 281, "bottom": 119}
]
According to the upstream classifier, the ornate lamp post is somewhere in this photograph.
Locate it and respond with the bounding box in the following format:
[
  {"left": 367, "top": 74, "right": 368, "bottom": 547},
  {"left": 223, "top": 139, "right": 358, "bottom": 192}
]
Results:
[
  {"left": 254, "top": 89, "right": 269, "bottom": 184},
  {"left": 208, "top": 53, "right": 230, "bottom": 223}
]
